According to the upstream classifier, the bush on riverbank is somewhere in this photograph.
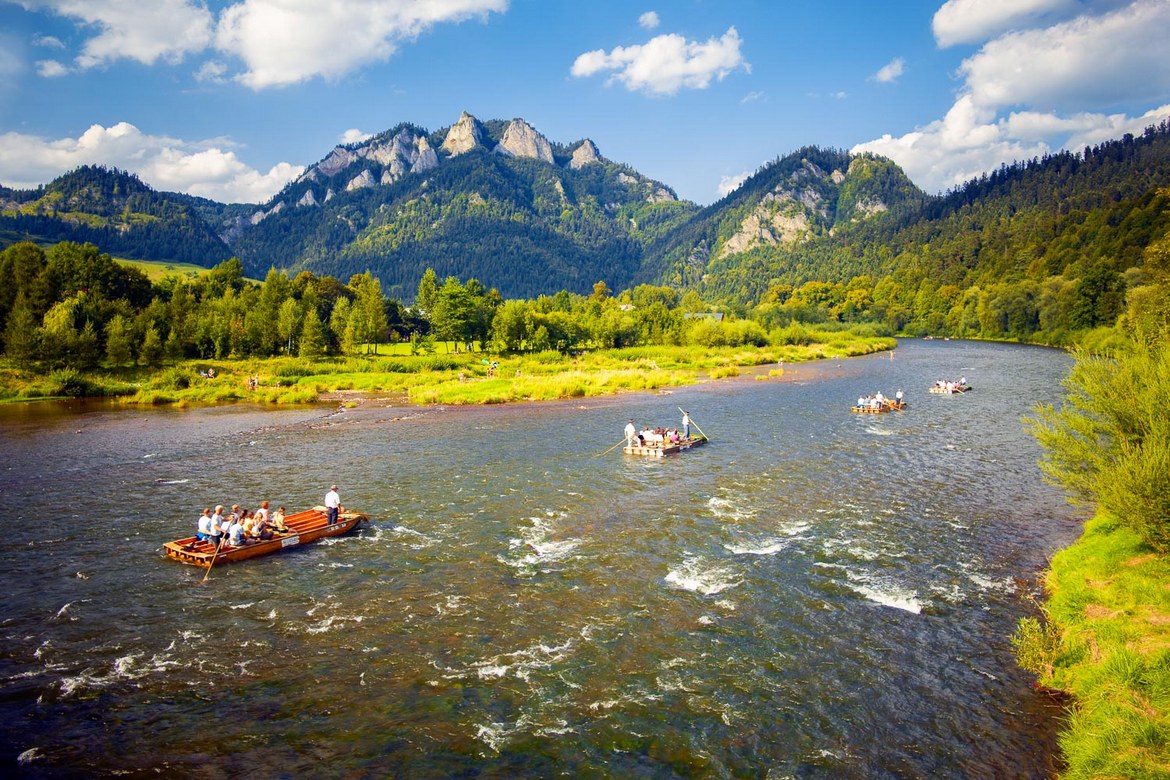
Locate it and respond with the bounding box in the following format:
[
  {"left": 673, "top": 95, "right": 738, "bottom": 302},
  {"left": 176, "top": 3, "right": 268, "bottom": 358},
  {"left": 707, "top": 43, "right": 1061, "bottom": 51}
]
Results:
[{"left": 1018, "top": 340, "right": 1170, "bottom": 777}]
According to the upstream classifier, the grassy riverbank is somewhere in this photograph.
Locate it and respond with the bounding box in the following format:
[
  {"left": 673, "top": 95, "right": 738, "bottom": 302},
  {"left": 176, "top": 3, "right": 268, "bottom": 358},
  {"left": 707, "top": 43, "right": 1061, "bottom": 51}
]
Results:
[
  {"left": 1016, "top": 342, "right": 1170, "bottom": 778},
  {"left": 1013, "top": 515, "right": 1170, "bottom": 778},
  {"left": 0, "top": 330, "right": 895, "bottom": 406}
]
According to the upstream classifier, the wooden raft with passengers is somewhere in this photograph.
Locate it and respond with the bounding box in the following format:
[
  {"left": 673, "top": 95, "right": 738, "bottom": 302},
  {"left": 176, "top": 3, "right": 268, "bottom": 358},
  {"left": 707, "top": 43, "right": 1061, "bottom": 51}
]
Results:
[
  {"left": 163, "top": 507, "right": 366, "bottom": 567},
  {"left": 624, "top": 435, "right": 707, "bottom": 458}
]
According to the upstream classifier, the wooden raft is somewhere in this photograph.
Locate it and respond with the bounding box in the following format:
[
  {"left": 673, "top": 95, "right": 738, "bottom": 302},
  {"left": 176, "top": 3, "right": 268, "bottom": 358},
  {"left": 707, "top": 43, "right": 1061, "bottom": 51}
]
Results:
[
  {"left": 163, "top": 508, "right": 366, "bottom": 567},
  {"left": 623, "top": 437, "right": 707, "bottom": 458}
]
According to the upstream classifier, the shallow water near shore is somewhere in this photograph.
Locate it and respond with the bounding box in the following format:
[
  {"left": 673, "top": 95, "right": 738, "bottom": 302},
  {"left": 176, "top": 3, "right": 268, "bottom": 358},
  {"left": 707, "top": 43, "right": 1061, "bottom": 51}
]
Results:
[{"left": 0, "top": 339, "right": 1079, "bottom": 777}]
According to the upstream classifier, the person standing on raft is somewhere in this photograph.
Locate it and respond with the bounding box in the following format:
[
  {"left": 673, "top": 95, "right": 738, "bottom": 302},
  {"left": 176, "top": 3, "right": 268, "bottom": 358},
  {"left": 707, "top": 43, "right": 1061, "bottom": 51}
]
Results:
[{"left": 324, "top": 485, "right": 341, "bottom": 525}]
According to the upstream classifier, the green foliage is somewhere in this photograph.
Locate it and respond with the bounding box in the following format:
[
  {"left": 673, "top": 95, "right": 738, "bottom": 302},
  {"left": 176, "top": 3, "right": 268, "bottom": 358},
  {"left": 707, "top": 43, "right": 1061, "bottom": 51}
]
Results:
[
  {"left": 1028, "top": 343, "right": 1170, "bottom": 551},
  {"left": 0, "top": 166, "right": 232, "bottom": 265}
]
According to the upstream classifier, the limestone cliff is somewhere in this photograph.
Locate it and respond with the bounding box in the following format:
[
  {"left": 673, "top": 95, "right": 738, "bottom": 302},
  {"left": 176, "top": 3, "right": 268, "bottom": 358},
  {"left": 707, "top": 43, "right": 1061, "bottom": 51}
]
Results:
[
  {"left": 441, "top": 111, "right": 486, "bottom": 156},
  {"left": 569, "top": 139, "right": 602, "bottom": 169},
  {"left": 494, "top": 119, "right": 554, "bottom": 163}
]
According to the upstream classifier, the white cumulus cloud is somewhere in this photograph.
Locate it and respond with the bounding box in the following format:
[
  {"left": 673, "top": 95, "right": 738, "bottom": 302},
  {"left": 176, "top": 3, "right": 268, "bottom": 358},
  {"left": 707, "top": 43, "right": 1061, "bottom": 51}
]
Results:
[
  {"left": 215, "top": 0, "right": 508, "bottom": 89},
  {"left": 854, "top": 0, "right": 1170, "bottom": 193},
  {"left": 0, "top": 122, "right": 302, "bottom": 203},
  {"left": 872, "top": 57, "right": 905, "bottom": 84},
  {"left": 960, "top": 0, "right": 1170, "bottom": 112},
  {"left": 571, "top": 26, "right": 749, "bottom": 96},
  {"left": 17, "top": 0, "right": 214, "bottom": 70},
  {"left": 35, "top": 59, "right": 69, "bottom": 77},
  {"left": 340, "top": 128, "right": 373, "bottom": 145},
  {"left": 932, "top": 0, "right": 1076, "bottom": 47},
  {"left": 717, "top": 171, "right": 750, "bottom": 198},
  {"left": 639, "top": 11, "right": 660, "bottom": 29}
]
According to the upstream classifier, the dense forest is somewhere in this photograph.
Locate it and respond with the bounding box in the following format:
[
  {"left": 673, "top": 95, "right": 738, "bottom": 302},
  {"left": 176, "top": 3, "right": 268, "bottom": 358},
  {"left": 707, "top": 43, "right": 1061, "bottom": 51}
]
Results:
[
  {"left": 2, "top": 119, "right": 1169, "bottom": 357},
  {"left": 0, "top": 167, "right": 233, "bottom": 266},
  {"left": 693, "top": 121, "right": 1170, "bottom": 346},
  {"left": 230, "top": 145, "right": 694, "bottom": 300}
]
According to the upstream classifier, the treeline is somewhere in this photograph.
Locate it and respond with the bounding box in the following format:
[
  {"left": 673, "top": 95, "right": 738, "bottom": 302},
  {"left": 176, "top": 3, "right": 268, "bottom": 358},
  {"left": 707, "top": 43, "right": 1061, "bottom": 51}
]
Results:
[{"left": 0, "top": 240, "right": 840, "bottom": 372}]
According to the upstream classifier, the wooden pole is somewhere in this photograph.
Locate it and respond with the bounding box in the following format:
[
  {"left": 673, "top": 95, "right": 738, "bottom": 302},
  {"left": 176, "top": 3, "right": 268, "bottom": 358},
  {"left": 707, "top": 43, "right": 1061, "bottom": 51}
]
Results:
[
  {"left": 596, "top": 439, "right": 628, "bottom": 457},
  {"left": 201, "top": 538, "right": 223, "bottom": 584}
]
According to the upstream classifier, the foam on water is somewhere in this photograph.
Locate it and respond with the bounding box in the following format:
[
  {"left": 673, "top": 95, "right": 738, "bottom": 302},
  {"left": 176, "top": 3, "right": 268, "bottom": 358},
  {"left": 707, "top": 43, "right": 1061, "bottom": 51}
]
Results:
[
  {"left": 707, "top": 496, "right": 756, "bottom": 522},
  {"left": 725, "top": 538, "right": 788, "bottom": 556},
  {"left": 665, "top": 556, "right": 742, "bottom": 595},
  {"left": 842, "top": 570, "right": 924, "bottom": 613}
]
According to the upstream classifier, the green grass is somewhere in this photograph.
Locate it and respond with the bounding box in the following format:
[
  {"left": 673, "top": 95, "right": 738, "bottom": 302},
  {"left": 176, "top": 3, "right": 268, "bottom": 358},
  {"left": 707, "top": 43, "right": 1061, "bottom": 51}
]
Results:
[
  {"left": 114, "top": 257, "right": 217, "bottom": 283},
  {"left": 1013, "top": 514, "right": 1170, "bottom": 778},
  {"left": 0, "top": 332, "right": 895, "bottom": 407}
]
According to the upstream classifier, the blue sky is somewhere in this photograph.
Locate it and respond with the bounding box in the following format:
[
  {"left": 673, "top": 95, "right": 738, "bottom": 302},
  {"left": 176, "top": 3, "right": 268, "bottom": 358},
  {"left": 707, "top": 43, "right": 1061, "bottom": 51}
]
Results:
[{"left": 1, "top": 0, "right": 1168, "bottom": 205}]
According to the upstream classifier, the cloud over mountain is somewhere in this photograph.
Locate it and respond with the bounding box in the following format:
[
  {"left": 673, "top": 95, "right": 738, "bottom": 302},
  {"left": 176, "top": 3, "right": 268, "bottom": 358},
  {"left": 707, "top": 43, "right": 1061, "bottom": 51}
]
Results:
[
  {"left": 855, "top": 0, "right": 1170, "bottom": 193},
  {"left": 0, "top": 122, "right": 301, "bottom": 202},
  {"left": 571, "top": 26, "right": 748, "bottom": 96}
]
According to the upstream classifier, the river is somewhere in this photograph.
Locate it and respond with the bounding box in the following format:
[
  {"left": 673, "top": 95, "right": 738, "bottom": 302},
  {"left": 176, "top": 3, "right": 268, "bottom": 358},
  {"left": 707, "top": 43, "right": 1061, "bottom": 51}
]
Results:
[{"left": 0, "top": 339, "right": 1080, "bottom": 778}]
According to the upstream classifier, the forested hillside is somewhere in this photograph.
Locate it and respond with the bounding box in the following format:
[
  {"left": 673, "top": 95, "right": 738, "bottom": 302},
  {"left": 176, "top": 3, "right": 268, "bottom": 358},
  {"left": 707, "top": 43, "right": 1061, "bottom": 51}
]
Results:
[
  {"left": 0, "top": 166, "right": 233, "bottom": 266},
  {"left": 695, "top": 120, "right": 1170, "bottom": 344},
  {"left": 230, "top": 115, "right": 696, "bottom": 300}
]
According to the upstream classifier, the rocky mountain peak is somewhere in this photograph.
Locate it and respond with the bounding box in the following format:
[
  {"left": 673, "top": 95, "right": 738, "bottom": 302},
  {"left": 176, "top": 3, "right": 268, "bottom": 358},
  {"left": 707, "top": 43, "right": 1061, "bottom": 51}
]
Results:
[
  {"left": 441, "top": 111, "right": 486, "bottom": 157},
  {"left": 570, "top": 139, "right": 602, "bottom": 169},
  {"left": 495, "top": 119, "right": 554, "bottom": 164}
]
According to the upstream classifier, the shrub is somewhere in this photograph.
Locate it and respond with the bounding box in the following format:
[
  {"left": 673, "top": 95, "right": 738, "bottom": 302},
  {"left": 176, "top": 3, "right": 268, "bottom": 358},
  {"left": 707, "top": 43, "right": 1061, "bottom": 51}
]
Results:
[{"left": 1028, "top": 342, "right": 1170, "bottom": 552}]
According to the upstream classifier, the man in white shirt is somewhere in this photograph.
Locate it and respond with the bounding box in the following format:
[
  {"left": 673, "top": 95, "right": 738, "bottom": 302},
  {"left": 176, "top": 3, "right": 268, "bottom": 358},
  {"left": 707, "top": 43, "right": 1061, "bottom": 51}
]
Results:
[
  {"left": 324, "top": 485, "right": 340, "bottom": 525},
  {"left": 624, "top": 420, "right": 637, "bottom": 448}
]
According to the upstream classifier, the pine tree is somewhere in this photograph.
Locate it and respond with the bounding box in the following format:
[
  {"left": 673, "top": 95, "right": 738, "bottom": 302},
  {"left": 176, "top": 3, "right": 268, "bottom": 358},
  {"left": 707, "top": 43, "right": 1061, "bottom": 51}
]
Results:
[
  {"left": 299, "top": 307, "right": 325, "bottom": 359},
  {"left": 105, "top": 314, "right": 133, "bottom": 366},
  {"left": 3, "top": 291, "right": 39, "bottom": 366},
  {"left": 139, "top": 323, "right": 163, "bottom": 366}
]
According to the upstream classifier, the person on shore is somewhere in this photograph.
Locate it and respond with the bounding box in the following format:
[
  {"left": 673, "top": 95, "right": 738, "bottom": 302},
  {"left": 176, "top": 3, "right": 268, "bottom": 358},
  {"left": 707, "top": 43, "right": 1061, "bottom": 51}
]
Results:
[
  {"left": 196, "top": 508, "right": 212, "bottom": 543},
  {"left": 624, "top": 419, "right": 637, "bottom": 448},
  {"left": 325, "top": 485, "right": 341, "bottom": 525},
  {"left": 681, "top": 410, "right": 691, "bottom": 439}
]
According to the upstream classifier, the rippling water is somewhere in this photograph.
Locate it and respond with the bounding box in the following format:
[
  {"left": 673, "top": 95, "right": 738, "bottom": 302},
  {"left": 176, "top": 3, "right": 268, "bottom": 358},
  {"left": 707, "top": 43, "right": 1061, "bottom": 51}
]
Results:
[{"left": 0, "top": 340, "right": 1079, "bottom": 777}]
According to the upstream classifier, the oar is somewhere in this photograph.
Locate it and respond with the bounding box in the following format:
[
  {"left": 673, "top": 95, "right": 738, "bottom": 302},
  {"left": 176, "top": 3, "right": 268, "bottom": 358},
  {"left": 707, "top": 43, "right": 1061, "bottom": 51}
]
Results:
[
  {"left": 596, "top": 439, "right": 628, "bottom": 457},
  {"left": 201, "top": 538, "right": 223, "bottom": 584},
  {"left": 679, "top": 407, "right": 709, "bottom": 441}
]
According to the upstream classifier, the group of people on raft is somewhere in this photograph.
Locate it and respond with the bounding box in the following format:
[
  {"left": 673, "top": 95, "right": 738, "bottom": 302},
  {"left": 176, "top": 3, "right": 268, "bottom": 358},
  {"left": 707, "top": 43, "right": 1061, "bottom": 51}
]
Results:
[
  {"left": 933, "top": 377, "right": 968, "bottom": 393},
  {"left": 856, "top": 390, "right": 905, "bottom": 410},
  {"left": 192, "top": 501, "right": 288, "bottom": 549},
  {"left": 624, "top": 410, "right": 694, "bottom": 448}
]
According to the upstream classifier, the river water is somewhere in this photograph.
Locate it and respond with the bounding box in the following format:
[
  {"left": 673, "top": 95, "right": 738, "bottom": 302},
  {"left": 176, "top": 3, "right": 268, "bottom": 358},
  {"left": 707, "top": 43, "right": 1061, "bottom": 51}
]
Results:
[{"left": 0, "top": 339, "right": 1079, "bottom": 778}]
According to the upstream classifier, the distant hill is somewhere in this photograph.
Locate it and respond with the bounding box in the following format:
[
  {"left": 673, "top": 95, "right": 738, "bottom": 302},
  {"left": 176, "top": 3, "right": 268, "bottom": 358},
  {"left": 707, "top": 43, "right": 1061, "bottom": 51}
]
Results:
[
  {"left": 640, "top": 146, "right": 926, "bottom": 290},
  {"left": 228, "top": 112, "right": 697, "bottom": 299},
  {"left": 693, "top": 120, "right": 1170, "bottom": 311},
  {"left": 0, "top": 166, "right": 234, "bottom": 266}
]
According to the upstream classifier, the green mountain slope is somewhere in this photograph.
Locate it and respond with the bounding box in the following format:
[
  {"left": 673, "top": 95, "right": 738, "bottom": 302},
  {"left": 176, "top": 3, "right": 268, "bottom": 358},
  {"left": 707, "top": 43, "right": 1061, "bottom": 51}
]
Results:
[
  {"left": 694, "top": 121, "right": 1170, "bottom": 315},
  {"left": 0, "top": 166, "right": 234, "bottom": 266},
  {"left": 640, "top": 146, "right": 925, "bottom": 290},
  {"left": 230, "top": 115, "right": 696, "bottom": 299}
]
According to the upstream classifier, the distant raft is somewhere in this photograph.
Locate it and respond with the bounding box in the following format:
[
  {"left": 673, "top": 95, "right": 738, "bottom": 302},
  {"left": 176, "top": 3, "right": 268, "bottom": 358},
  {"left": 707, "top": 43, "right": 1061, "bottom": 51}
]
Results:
[
  {"left": 624, "top": 436, "right": 707, "bottom": 458},
  {"left": 851, "top": 400, "right": 907, "bottom": 414},
  {"left": 163, "top": 507, "right": 366, "bottom": 567},
  {"left": 929, "top": 383, "right": 972, "bottom": 394}
]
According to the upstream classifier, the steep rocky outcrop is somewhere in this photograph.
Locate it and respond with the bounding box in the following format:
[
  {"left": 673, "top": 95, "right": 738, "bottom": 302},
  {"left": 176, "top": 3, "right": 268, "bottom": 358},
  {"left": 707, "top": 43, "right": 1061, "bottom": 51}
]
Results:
[
  {"left": 569, "top": 139, "right": 602, "bottom": 169},
  {"left": 495, "top": 119, "right": 554, "bottom": 163},
  {"left": 441, "top": 111, "right": 487, "bottom": 156}
]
